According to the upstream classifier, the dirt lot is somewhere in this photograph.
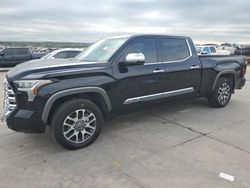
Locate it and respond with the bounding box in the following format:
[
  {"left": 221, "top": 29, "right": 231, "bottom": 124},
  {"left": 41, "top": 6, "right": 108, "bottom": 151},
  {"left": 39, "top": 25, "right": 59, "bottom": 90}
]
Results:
[{"left": 0, "top": 67, "right": 249, "bottom": 188}]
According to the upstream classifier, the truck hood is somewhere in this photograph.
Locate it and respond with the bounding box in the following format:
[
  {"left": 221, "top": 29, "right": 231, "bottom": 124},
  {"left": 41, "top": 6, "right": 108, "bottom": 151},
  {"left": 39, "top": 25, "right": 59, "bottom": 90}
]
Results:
[{"left": 7, "top": 59, "right": 110, "bottom": 81}]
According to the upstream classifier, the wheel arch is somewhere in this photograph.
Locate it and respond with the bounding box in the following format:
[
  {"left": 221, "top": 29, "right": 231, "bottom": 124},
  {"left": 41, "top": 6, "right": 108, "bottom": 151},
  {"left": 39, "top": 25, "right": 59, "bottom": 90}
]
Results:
[
  {"left": 42, "top": 87, "right": 112, "bottom": 125},
  {"left": 212, "top": 70, "right": 236, "bottom": 91}
]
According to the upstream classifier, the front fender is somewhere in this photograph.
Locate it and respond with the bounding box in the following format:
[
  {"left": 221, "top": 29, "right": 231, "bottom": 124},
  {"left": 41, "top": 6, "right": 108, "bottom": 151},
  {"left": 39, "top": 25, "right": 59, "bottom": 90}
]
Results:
[{"left": 41, "top": 86, "right": 112, "bottom": 124}]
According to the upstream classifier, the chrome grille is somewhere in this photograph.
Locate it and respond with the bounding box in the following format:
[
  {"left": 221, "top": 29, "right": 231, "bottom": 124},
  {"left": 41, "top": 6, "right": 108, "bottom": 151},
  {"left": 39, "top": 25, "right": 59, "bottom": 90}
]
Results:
[{"left": 3, "top": 79, "right": 16, "bottom": 120}]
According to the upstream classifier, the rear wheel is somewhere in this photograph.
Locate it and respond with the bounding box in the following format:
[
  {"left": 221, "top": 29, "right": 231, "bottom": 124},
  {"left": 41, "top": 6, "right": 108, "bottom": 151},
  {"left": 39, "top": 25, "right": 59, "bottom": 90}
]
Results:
[
  {"left": 208, "top": 77, "right": 232, "bottom": 108},
  {"left": 51, "top": 99, "right": 103, "bottom": 150}
]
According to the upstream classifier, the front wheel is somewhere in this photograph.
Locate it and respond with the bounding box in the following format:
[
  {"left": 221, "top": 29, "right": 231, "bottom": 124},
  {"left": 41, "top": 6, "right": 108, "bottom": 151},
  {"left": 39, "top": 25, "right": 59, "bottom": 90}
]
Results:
[
  {"left": 51, "top": 99, "right": 103, "bottom": 150},
  {"left": 208, "top": 77, "right": 232, "bottom": 108}
]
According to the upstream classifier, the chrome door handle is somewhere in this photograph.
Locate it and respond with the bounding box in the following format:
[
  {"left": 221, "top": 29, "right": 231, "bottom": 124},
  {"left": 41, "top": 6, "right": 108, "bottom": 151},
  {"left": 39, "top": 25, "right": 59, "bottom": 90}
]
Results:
[
  {"left": 190, "top": 65, "right": 200, "bottom": 69},
  {"left": 153, "top": 69, "right": 164, "bottom": 73}
]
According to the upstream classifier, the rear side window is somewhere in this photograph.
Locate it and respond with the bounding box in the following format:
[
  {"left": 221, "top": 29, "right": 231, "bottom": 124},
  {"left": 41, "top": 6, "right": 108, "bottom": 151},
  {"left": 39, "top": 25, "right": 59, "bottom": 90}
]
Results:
[
  {"left": 3, "top": 48, "right": 16, "bottom": 56},
  {"left": 67, "top": 51, "right": 81, "bottom": 58},
  {"left": 161, "top": 38, "right": 190, "bottom": 62},
  {"left": 16, "top": 48, "right": 29, "bottom": 55},
  {"left": 124, "top": 38, "right": 157, "bottom": 63}
]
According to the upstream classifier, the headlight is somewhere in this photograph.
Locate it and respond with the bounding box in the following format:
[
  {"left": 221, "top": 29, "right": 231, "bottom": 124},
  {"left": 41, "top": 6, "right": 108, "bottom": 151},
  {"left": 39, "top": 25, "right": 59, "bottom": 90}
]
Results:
[
  {"left": 14, "top": 80, "right": 53, "bottom": 101},
  {"left": 15, "top": 80, "right": 40, "bottom": 89}
]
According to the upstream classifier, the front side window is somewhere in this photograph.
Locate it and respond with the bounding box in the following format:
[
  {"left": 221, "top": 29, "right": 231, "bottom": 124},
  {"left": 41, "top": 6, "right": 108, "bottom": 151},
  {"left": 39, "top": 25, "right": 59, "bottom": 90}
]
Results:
[
  {"left": 123, "top": 38, "right": 157, "bottom": 63},
  {"left": 161, "top": 38, "right": 190, "bottom": 62},
  {"left": 76, "top": 37, "right": 129, "bottom": 62}
]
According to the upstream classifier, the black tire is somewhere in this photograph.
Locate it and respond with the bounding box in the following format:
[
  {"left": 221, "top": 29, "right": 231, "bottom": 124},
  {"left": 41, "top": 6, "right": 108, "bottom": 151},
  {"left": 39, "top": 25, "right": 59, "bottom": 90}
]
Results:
[
  {"left": 208, "top": 77, "right": 233, "bottom": 108},
  {"left": 51, "top": 99, "right": 103, "bottom": 150}
]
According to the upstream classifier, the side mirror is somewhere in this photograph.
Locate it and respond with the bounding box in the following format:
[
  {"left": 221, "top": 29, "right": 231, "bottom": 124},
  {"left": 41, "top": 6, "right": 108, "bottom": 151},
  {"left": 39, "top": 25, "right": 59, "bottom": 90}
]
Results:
[
  {"left": 0, "top": 51, "right": 4, "bottom": 56},
  {"left": 124, "top": 53, "right": 145, "bottom": 66},
  {"left": 201, "top": 50, "right": 208, "bottom": 55}
]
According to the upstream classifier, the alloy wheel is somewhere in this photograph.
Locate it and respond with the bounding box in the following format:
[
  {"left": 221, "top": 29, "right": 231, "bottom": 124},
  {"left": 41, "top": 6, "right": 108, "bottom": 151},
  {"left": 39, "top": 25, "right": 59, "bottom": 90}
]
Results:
[
  {"left": 217, "top": 82, "right": 231, "bottom": 105},
  {"left": 62, "top": 109, "right": 96, "bottom": 144}
]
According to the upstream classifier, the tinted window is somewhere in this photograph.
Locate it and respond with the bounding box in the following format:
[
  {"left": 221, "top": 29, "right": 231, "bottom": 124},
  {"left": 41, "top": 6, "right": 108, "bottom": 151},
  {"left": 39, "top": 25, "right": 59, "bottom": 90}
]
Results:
[
  {"left": 54, "top": 51, "right": 68, "bottom": 59},
  {"left": 210, "top": 47, "right": 216, "bottom": 53},
  {"left": 161, "top": 38, "right": 190, "bottom": 61},
  {"left": 124, "top": 38, "right": 157, "bottom": 63},
  {"left": 67, "top": 51, "right": 81, "bottom": 58},
  {"left": 16, "top": 48, "right": 29, "bottom": 55},
  {"left": 203, "top": 47, "right": 210, "bottom": 54},
  {"left": 3, "top": 48, "right": 16, "bottom": 56}
]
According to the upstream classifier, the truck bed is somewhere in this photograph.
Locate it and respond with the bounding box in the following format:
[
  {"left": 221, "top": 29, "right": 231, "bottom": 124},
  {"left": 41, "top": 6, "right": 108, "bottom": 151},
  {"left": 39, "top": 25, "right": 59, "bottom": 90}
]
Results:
[{"left": 199, "top": 55, "right": 246, "bottom": 67}]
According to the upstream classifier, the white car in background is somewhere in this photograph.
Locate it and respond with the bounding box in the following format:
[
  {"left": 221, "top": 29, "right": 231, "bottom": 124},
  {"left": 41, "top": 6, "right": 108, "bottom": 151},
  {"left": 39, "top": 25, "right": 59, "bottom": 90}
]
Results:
[
  {"left": 196, "top": 45, "right": 230, "bottom": 56},
  {"left": 41, "top": 48, "right": 83, "bottom": 60},
  {"left": 218, "top": 43, "right": 239, "bottom": 55}
]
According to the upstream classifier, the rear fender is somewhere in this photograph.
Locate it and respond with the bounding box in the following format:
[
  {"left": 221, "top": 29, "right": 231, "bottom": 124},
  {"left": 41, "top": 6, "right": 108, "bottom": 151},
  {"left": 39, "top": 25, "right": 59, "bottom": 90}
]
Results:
[{"left": 212, "top": 70, "right": 236, "bottom": 90}]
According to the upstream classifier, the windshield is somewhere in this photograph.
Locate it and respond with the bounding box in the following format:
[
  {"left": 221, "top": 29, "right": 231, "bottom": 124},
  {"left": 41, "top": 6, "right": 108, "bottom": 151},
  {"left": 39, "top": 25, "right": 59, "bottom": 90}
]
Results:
[
  {"left": 76, "top": 37, "right": 129, "bottom": 62},
  {"left": 41, "top": 51, "right": 56, "bottom": 59}
]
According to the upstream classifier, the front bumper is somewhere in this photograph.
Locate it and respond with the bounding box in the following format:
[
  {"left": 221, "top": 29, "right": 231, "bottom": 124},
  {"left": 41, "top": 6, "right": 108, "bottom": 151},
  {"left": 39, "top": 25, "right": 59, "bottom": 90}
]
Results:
[
  {"left": 3, "top": 78, "right": 47, "bottom": 133},
  {"left": 6, "top": 109, "right": 46, "bottom": 133}
]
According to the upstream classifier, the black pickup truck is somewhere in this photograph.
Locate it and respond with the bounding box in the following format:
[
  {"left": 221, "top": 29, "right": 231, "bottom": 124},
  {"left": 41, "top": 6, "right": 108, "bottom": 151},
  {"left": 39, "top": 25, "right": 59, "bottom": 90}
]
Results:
[
  {"left": 0, "top": 47, "right": 45, "bottom": 67},
  {"left": 3, "top": 34, "right": 247, "bottom": 149}
]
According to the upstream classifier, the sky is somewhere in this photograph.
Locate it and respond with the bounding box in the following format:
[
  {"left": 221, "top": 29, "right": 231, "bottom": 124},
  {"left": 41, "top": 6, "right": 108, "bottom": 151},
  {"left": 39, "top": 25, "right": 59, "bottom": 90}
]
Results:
[{"left": 0, "top": 0, "right": 249, "bottom": 44}]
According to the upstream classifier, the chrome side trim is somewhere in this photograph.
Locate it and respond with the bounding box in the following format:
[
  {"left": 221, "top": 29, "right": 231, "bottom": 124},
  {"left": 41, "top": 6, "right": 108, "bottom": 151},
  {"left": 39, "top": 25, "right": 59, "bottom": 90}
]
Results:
[
  {"left": 123, "top": 87, "right": 194, "bottom": 105},
  {"left": 145, "top": 39, "right": 193, "bottom": 65}
]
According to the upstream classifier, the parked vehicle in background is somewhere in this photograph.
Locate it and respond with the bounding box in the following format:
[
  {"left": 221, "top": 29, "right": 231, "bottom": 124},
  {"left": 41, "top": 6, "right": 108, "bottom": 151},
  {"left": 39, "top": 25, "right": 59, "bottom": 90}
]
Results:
[
  {"left": 41, "top": 48, "right": 83, "bottom": 60},
  {"left": 196, "top": 45, "right": 230, "bottom": 56},
  {"left": 218, "top": 43, "right": 239, "bottom": 55},
  {"left": 203, "top": 43, "right": 220, "bottom": 48},
  {"left": 3, "top": 34, "right": 247, "bottom": 149},
  {"left": 235, "top": 46, "right": 250, "bottom": 56},
  {"left": 235, "top": 46, "right": 250, "bottom": 63},
  {"left": 0, "top": 47, "right": 46, "bottom": 67}
]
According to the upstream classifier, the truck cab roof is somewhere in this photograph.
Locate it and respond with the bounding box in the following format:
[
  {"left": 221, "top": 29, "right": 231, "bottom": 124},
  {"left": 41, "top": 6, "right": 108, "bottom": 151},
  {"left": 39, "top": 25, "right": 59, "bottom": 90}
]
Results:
[{"left": 105, "top": 34, "right": 191, "bottom": 40}]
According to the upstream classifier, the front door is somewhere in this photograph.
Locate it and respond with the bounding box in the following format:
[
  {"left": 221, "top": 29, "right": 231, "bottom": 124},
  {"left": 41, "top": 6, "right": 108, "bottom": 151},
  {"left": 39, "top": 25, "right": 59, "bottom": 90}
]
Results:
[{"left": 111, "top": 36, "right": 165, "bottom": 106}]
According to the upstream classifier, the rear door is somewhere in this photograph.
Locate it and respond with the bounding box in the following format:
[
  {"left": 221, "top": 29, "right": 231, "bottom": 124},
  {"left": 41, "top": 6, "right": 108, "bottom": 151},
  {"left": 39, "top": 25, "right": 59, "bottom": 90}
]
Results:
[{"left": 159, "top": 37, "right": 201, "bottom": 97}]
